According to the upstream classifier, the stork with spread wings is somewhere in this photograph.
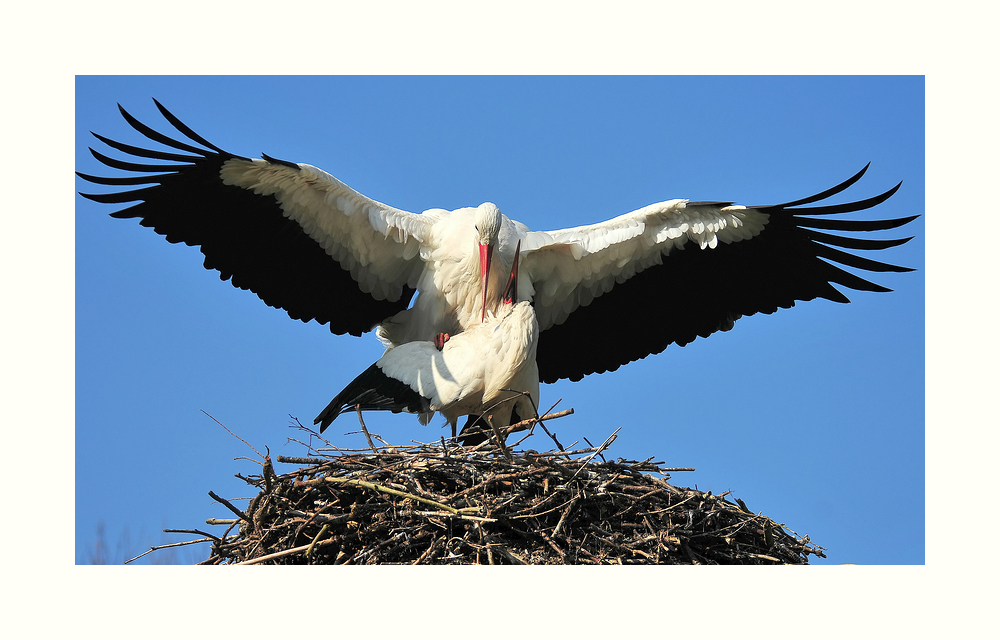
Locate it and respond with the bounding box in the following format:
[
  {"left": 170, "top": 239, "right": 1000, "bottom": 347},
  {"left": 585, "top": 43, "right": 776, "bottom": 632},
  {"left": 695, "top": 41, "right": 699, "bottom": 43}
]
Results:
[{"left": 78, "top": 100, "right": 916, "bottom": 387}]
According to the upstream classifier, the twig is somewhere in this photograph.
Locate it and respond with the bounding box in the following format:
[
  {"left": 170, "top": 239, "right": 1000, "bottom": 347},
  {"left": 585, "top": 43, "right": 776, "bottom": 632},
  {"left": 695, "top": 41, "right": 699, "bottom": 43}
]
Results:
[
  {"left": 306, "top": 524, "right": 329, "bottom": 558},
  {"left": 239, "top": 539, "right": 338, "bottom": 565},
  {"left": 552, "top": 496, "right": 579, "bottom": 538},
  {"left": 208, "top": 490, "right": 252, "bottom": 525},
  {"left": 125, "top": 538, "right": 215, "bottom": 564},
  {"left": 535, "top": 411, "right": 567, "bottom": 451},
  {"left": 323, "top": 476, "right": 479, "bottom": 515},
  {"left": 582, "top": 437, "right": 608, "bottom": 463},
  {"left": 489, "top": 416, "right": 514, "bottom": 464},
  {"left": 263, "top": 448, "right": 276, "bottom": 494},
  {"left": 355, "top": 406, "right": 380, "bottom": 455},
  {"left": 509, "top": 408, "right": 575, "bottom": 447},
  {"left": 416, "top": 511, "right": 498, "bottom": 523},
  {"left": 234, "top": 456, "right": 264, "bottom": 467},
  {"left": 283, "top": 510, "right": 351, "bottom": 525},
  {"left": 536, "top": 527, "right": 567, "bottom": 560},
  {"left": 276, "top": 456, "right": 331, "bottom": 466},
  {"left": 568, "top": 428, "right": 621, "bottom": 482},
  {"left": 202, "top": 410, "right": 264, "bottom": 459},
  {"left": 496, "top": 546, "right": 527, "bottom": 565},
  {"left": 163, "top": 528, "right": 221, "bottom": 543},
  {"left": 413, "top": 536, "right": 442, "bottom": 565}
]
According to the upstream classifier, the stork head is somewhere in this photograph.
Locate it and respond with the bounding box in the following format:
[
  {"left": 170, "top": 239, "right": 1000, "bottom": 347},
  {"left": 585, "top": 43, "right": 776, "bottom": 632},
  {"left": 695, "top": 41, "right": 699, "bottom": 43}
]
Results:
[
  {"left": 475, "top": 202, "right": 503, "bottom": 247},
  {"left": 475, "top": 203, "right": 503, "bottom": 321}
]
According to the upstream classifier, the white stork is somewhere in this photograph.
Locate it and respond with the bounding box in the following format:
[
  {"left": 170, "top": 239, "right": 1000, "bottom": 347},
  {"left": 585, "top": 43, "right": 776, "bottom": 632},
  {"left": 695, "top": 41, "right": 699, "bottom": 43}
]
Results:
[
  {"left": 77, "top": 100, "right": 917, "bottom": 387},
  {"left": 314, "top": 246, "right": 538, "bottom": 438}
]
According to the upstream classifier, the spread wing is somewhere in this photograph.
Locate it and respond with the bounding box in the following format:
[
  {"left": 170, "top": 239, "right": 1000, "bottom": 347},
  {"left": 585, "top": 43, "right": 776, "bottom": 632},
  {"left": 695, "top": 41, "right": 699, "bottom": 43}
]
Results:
[
  {"left": 521, "top": 165, "right": 917, "bottom": 382},
  {"left": 77, "top": 99, "right": 438, "bottom": 337}
]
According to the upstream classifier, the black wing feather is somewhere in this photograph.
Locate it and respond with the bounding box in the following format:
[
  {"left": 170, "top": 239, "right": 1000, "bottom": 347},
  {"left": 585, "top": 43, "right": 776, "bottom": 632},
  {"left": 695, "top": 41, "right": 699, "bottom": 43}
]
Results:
[
  {"left": 794, "top": 214, "right": 918, "bottom": 233},
  {"left": 78, "top": 100, "right": 414, "bottom": 337},
  {"left": 536, "top": 167, "right": 917, "bottom": 383},
  {"left": 91, "top": 132, "right": 202, "bottom": 163},
  {"left": 116, "top": 102, "right": 230, "bottom": 157},
  {"left": 768, "top": 162, "right": 869, "bottom": 208},
  {"left": 769, "top": 182, "right": 901, "bottom": 216},
  {"left": 803, "top": 229, "right": 912, "bottom": 251},
  {"left": 87, "top": 148, "right": 190, "bottom": 174},
  {"left": 812, "top": 243, "right": 914, "bottom": 273},
  {"left": 75, "top": 171, "right": 166, "bottom": 187},
  {"left": 152, "top": 98, "right": 231, "bottom": 155}
]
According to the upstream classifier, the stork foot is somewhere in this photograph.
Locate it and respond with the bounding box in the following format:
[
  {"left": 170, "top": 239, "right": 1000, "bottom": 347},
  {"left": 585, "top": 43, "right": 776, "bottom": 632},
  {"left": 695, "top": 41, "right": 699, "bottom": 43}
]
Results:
[{"left": 434, "top": 332, "right": 450, "bottom": 350}]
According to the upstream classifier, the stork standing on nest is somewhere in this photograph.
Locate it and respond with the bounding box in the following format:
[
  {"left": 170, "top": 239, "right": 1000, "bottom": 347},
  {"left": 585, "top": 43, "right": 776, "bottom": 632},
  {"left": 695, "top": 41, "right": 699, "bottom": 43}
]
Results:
[
  {"left": 314, "top": 241, "right": 538, "bottom": 440},
  {"left": 78, "top": 100, "right": 917, "bottom": 389}
]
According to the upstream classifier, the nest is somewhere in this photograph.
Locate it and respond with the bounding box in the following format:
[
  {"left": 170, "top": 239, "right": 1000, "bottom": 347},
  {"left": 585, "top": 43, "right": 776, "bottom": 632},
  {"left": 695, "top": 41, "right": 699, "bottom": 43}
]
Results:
[{"left": 164, "top": 411, "right": 826, "bottom": 565}]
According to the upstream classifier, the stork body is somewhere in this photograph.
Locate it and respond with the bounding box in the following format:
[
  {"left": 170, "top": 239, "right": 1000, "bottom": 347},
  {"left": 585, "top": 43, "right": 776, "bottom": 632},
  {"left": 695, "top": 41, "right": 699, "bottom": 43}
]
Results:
[
  {"left": 78, "top": 100, "right": 917, "bottom": 385},
  {"left": 372, "top": 203, "right": 526, "bottom": 347},
  {"left": 315, "top": 300, "right": 539, "bottom": 435}
]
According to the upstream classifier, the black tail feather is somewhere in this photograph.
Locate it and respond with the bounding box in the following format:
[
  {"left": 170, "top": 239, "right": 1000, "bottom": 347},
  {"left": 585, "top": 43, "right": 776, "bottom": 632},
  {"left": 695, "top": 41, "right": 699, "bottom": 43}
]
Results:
[{"left": 314, "top": 363, "right": 431, "bottom": 433}]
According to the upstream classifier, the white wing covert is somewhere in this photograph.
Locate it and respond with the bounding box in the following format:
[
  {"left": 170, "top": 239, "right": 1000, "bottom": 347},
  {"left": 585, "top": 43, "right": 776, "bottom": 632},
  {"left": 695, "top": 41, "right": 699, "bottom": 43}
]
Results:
[
  {"left": 522, "top": 200, "right": 768, "bottom": 330},
  {"left": 219, "top": 159, "right": 434, "bottom": 302}
]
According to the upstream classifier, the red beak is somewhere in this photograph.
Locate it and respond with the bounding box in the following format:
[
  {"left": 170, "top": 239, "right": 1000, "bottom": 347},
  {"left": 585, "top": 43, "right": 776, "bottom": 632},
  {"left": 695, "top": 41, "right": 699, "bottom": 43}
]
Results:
[
  {"left": 479, "top": 241, "right": 493, "bottom": 322},
  {"left": 502, "top": 240, "right": 521, "bottom": 304}
]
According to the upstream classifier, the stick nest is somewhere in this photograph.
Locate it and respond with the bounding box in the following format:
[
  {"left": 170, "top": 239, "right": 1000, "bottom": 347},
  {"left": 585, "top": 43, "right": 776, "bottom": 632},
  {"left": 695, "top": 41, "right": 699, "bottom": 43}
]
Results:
[{"left": 191, "top": 420, "right": 825, "bottom": 565}]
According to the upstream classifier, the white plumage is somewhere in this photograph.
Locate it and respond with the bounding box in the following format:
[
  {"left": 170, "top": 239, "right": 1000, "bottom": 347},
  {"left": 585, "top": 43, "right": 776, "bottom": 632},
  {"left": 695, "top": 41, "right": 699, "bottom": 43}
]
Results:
[
  {"left": 219, "top": 154, "right": 772, "bottom": 338},
  {"left": 314, "top": 247, "right": 537, "bottom": 438},
  {"left": 383, "top": 303, "right": 538, "bottom": 426},
  {"left": 314, "top": 301, "right": 539, "bottom": 435}
]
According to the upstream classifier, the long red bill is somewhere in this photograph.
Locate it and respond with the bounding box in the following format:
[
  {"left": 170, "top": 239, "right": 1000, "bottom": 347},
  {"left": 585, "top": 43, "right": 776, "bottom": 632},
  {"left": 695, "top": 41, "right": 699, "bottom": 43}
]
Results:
[
  {"left": 479, "top": 242, "right": 493, "bottom": 322},
  {"left": 502, "top": 240, "right": 521, "bottom": 304}
]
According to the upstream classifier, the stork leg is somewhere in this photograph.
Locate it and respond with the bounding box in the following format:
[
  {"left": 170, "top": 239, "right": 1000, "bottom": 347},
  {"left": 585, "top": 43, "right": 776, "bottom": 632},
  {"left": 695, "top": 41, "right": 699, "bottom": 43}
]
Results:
[{"left": 457, "top": 414, "right": 489, "bottom": 446}]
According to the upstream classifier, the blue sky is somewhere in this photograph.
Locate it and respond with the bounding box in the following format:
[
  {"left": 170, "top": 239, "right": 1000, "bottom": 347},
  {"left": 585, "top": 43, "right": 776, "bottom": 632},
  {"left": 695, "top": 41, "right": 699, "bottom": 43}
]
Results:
[{"left": 75, "top": 76, "right": 924, "bottom": 565}]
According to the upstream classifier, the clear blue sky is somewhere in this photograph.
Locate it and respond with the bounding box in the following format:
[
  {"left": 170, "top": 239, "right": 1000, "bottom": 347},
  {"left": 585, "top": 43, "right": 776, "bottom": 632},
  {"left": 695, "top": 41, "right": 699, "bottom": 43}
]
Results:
[{"left": 75, "top": 76, "right": 924, "bottom": 564}]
